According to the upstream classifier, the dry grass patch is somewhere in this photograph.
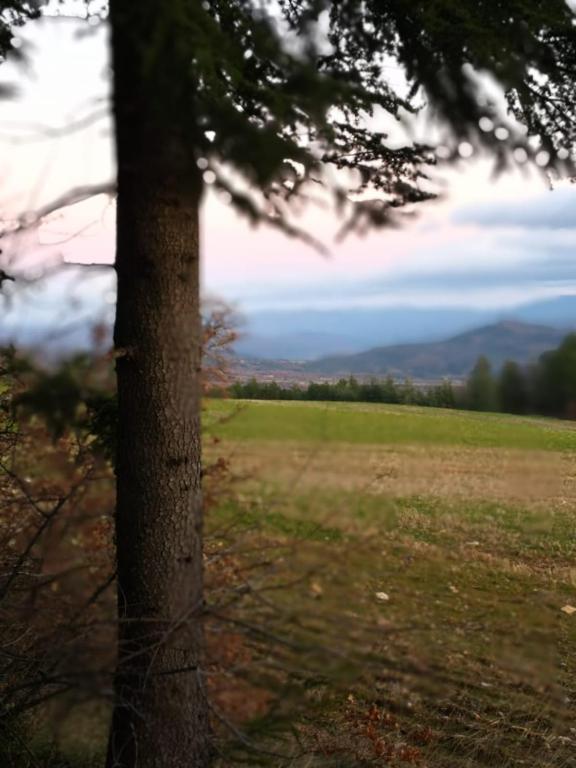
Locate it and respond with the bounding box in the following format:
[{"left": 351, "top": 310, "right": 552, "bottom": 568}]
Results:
[{"left": 217, "top": 440, "right": 576, "bottom": 506}]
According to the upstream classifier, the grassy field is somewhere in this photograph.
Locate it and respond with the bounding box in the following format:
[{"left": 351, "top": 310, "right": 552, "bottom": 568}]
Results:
[
  {"left": 206, "top": 399, "right": 576, "bottom": 766},
  {"left": 206, "top": 399, "right": 576, "bottom": 451}
]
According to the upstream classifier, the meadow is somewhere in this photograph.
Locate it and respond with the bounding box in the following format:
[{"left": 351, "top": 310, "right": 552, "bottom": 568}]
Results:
[{"left": 206, "top": 399, "right": 576, "bottom": 767}]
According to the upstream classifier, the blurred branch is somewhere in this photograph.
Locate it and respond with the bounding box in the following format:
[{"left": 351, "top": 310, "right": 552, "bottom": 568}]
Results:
[
  {"left": 0, "top": 107, "right": 109, "bottom": 144},
  {"left": 2, "top": 182, "right": 116, "bottom": 237}
]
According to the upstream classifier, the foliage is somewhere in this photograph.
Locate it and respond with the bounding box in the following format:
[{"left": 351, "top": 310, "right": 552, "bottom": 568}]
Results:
[
  {"left": 533, "top": 332, "right": 576, "bottom": 418},
  {"left": 0, "top": 349, "right": 239, "bottom": 762},
  {"left": 228, "top": 376, "right": 460, "bottom": 410},
  {"left": 7, "top": 0, "right": 573, "bottom": 248},
  {"left": 202, "top": 300, "right": 241, "bottom": 389},
  {"left": 0, "top": 316, "right": 301, "bottom": 763},
  {"left": 121, "top": 0, "right": 576, "bottom": 238},
  {"left": 465, "top": 355, "right": 497, "bottom": 412},
  {"left": 12, "top": 354, "right": 111, "bottom": 440},
  {"left": 478, "top": 334, "right": 576, "bottom": 419},
  {"left": 0, "top": 348, "right": 115, "bottom": 764},
  {"left": 105, "top": 0, "right": 575, "bottom": 242},
  {"left": 319, "top": 0, "right": 576, "bottom": 159},
  {"left": 229, "top": 332, "right": 576, "bottom": 420},
  {"left": 498, "top": 360, "right": 528, "bottom": 415},
  {"left": 0, "top": 1, "right": 42, "bottom": 62}
]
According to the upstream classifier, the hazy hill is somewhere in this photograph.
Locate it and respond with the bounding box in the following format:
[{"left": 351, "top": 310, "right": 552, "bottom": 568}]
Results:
[
  {"left": 303, "top": 321, "right": 566, "bottom": 378},
  {"left": 513, "top": 295, "right": 576, "bottom": 326},
  {"left": 237, "top": 307, "right": 494, "bottom": 360},
  {"left": 233, "top": 331, "right": 361, "bottom": 361},
  {"left": 237, "top": 295, "right": 576, "bottom": 360},
  {"left": 6, "top": 292, "right": 576, "bottom": 366}
]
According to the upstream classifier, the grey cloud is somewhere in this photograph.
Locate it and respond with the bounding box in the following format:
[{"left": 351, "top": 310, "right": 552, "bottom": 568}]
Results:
[
  {"left": 339, "top": 264, "right": 576, "bottom": 302},
  {"left": 453, "top": 186, "right": 576, "bottom": 230},
  {"left": 220, "top": 252, "right": 576, "bottom": 310}
]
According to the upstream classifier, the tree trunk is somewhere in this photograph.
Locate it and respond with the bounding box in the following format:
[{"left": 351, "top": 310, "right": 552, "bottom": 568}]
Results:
[{"left": 106, "top": 2, "right": 210, "bottom": 765}]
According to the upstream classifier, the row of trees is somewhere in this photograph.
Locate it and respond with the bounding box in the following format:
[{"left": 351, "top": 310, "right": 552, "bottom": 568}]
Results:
[
  {"left": 229, "top": 334, "right": 576, "bottom": 419},
  {"left": 467, "top": 334, "right": 576, "bottom": 418},
  {"left": 229, "top": 376, "right": 459, "bottom": 409}
]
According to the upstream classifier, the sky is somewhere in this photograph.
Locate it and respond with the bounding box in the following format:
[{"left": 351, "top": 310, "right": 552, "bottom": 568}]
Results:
[{"left": 1, "top": 12, "right": 576, "bottom": 332}]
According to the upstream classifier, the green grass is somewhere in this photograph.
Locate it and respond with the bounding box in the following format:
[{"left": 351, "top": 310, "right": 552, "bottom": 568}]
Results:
[
  {"left": 213, "top": 490, "right": 576, "bottom": 765},
  {"left": 245, "top": 488, "right": 576, "bottom": 561},
  {"left": 207, "top": 398, "right": 576, "bottom": 766},
  {"left": 206, "top": 399, "right": 576, "bottom": 452}
]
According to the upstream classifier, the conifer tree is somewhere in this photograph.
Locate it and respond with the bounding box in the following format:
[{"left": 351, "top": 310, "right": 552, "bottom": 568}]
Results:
[
  {"left": 466, "top": 355, "right": 497, "bottom": 412},
  {"left": 498, "top": 360, "right": 528, "bottom": 414},
  {"left": 534, "top": 334, "right": 576, "bottom": 417},
  {"left": 77, "top": 2, "right": 576, "bottom": 763}
]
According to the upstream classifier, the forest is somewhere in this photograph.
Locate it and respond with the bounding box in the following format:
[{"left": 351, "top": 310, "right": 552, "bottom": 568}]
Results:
[{"left": 229, "top": 333, "right": 576, "bottom": 418}]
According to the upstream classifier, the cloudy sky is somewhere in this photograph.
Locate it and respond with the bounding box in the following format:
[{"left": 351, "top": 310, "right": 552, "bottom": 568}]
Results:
[{"left": 1, "top": 13, "right": 575, "bottom": 328}]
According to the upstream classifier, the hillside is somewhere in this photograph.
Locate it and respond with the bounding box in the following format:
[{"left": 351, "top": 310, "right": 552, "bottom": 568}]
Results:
[
  {"left": 237, "top": 295, "right": 576, "bottom": 361},
  {"left": 237, "top": 307, "right": 493, "bottom": 359},
  {"left": 303, "top": 320, "right": 566, "bottom": 378}
]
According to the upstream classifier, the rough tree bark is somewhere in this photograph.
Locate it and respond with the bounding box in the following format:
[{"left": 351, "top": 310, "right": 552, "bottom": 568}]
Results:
[{"left": 106, "top": 1, "right": 211, "bottom": 765}]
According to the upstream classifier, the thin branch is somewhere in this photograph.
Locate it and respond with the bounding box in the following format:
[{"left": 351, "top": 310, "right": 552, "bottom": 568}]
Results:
[
  {"left": 0, "top": 107, "right": 110, "bottom": 144},
  {"left": 62, "top": 260, "right": 114, "bottom": 269},
  {"left": 2, "top": 182, "right": 116, "bottom": 237}
]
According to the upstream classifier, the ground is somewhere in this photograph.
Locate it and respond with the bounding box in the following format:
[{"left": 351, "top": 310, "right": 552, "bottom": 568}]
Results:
[{"left": 206, "top": 400, "right": 576, "bottom": 767}]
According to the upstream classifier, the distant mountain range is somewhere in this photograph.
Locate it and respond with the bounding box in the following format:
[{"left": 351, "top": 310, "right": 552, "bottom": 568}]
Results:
[
  {"left": 5, "top": 292, "right": 576, "bottom": 378},
  {"left": 235, "top": 295, "right": 576, "bottom": 361},
  {"left": 300, "top": 321, "right": 566, "bottom": 379}
]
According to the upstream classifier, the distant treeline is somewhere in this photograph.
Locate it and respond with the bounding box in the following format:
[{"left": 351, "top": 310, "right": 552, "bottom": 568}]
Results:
[
  {"left": 229, "top": 376, "right": 460, "bottom": 408},
  {"left": 225, "top": 334, "right": 576, "bottom": 419}
]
